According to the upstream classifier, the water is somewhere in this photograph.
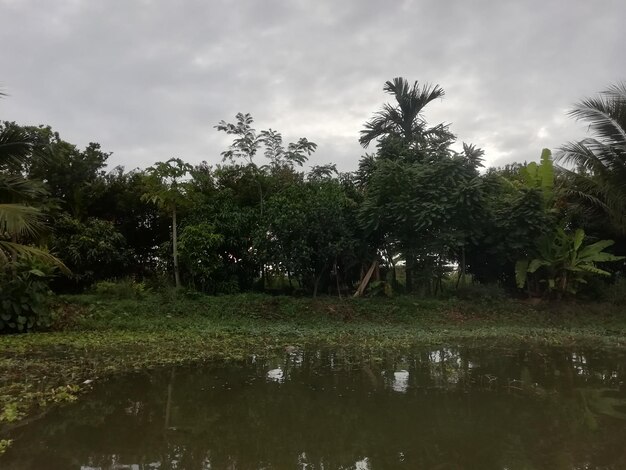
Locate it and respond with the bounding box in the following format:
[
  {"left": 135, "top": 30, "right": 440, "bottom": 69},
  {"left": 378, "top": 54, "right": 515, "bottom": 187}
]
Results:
[{"left": 3, "top": 346, "right": 626, "bottom": 469}]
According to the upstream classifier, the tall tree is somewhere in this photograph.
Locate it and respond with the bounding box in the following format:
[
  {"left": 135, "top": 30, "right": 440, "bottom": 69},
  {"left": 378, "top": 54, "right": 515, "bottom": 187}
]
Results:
[
  {"left": 142, "top": 158, "right": 192, "bottom": 288},
  {"left": 358, "top": 77, "right": 478, "bottom": 293},
  {"left": 558, "top": 83, "right": 626, "bottom": 234}
]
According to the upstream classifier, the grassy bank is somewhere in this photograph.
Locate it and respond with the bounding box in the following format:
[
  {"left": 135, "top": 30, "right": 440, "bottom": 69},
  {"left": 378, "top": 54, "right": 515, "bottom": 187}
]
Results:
[{"left": 2, "top": 292, "right": 626, "bottom": 439}]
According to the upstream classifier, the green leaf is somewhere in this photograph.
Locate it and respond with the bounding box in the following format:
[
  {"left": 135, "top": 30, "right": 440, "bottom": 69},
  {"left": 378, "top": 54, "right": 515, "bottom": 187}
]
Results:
[
  {"left": 528, "top": 259, "right": 548, "bottom": 273},
  {"left": 515, "top": 259, "right": 529, "bottom": 288},
  {"left": 588, "top": 252, "right": 625, "bottom": 262},
  {"left": 578, "top": 265, "right": 611, "bottom": 276},
  {"left": 573, "top": 229, "right": 585, "bottom": 252},
  {"left": 539, "top": 148, "right": 554, "bottom": 200},
  {"left": 579, "top": 239, "right": 615, "bottom": 257}
]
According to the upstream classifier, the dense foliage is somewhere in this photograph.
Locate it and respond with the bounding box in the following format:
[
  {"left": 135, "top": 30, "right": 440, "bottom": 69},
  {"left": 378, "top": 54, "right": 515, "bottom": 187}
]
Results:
[{"left": 1, "top": 78, "right": 625, "bottom": 331}]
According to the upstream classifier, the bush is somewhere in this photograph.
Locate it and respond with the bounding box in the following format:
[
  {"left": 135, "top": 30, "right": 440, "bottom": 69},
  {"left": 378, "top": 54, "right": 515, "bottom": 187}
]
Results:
[
  {"left": 51, "top": 215, "right": 133, "bottom": 291},
  {"left": 92, "top": 278, "right": 148, "bottom": 300},
  {"left": 215, "top": 277, "right": 240, "bottom": 295},
  {"left": 0, "top": 261, "right": 54, "bottom": 333}
]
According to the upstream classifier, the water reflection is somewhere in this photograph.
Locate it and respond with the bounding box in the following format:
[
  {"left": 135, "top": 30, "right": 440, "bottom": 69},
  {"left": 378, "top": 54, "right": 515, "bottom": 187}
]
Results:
[
  {"left": 3, "top": 346, "right": 626, "bottom": 469},
  {"left": 389, "top": 370, "right": 409, "bottom": 393},
  {"left": 266, "top": 368, "right": 285, "bottom": 383}
]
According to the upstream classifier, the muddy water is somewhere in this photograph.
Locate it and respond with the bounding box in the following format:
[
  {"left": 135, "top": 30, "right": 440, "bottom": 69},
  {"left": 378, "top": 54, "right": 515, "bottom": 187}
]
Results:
[{"left": 3, "top": 346, "right": 626, "bottom": 469}]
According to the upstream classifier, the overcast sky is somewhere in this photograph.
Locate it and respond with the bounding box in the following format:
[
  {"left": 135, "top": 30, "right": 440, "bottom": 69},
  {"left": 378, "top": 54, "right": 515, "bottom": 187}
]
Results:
[{"left": 1, "top": 0, "right": 624, "bottom": 172}]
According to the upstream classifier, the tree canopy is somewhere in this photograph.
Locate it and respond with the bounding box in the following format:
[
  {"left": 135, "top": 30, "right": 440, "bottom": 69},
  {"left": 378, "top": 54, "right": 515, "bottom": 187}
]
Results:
[{"left": 2, "top": 78, "right": 625, "bottom": 331}]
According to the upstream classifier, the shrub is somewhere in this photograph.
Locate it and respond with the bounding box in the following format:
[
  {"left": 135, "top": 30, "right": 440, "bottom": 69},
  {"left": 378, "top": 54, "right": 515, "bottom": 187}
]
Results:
[
  {"left": 0, "top": 261, "right": 54, "bottom": 333},
  {"left": 92, "top": 278, "right": 148, "bottom": 299},
  {"left": 215, "top": 277, "right": 240, "bottom": 295}
]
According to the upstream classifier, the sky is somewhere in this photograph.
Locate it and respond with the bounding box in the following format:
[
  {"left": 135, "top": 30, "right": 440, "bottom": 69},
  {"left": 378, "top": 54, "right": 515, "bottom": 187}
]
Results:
[{"left": 1, "top": 0, "right": 624, "bottom": 172}]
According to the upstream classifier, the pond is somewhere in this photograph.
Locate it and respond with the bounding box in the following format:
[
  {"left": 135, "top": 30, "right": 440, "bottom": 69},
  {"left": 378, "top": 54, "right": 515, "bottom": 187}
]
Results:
[{"left": 2, "top": 346, "right": 626, "bottom": 469}]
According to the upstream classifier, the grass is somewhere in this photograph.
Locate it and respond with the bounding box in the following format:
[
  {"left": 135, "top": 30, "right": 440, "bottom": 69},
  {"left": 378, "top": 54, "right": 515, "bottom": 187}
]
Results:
[{"left": 1, "top": 291, "right": 626, "bottom": 442}]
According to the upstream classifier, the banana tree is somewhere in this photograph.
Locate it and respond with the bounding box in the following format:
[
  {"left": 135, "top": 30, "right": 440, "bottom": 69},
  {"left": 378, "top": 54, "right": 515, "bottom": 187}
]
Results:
[
  {"left": 516, "top": 228, "right": 624, "bottom": 297},
  {"left": 519, "top": 148, "right": 554, "bottom": 205}
]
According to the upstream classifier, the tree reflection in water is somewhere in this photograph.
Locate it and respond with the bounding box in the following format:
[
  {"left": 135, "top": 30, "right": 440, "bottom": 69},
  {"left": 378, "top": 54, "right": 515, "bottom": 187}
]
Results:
[{"left": 3, "top": 346, "right": 626, "bottom": 469}]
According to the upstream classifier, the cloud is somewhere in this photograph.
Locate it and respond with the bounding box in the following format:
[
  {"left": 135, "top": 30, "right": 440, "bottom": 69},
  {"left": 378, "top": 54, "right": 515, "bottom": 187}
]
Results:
[{"left": 1, "top": 0, "right": 624, "bottom": 171}]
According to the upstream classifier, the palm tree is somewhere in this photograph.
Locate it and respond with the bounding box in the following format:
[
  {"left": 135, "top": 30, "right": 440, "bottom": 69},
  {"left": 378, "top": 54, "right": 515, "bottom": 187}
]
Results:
[
  {"left": 0, "top": 121, "right": 66, "bottom": 268},
  {"left": 557, "top": 83, "right": 626, "bottom": 234},
  {"left": 359, "top": 77, "right": 453, "bottom": 149}
]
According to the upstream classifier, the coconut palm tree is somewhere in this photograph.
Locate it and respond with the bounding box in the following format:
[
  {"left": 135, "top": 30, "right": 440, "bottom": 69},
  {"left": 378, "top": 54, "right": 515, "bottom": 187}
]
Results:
[
  {"left": 359, "top": 77, "right": 453, "bottom": 150},
  {"left": 558, "top": 83, "right": 626, "bottom": 234},
  {"left": 0, "top": 121, "right": 66, "bottom": 268}
]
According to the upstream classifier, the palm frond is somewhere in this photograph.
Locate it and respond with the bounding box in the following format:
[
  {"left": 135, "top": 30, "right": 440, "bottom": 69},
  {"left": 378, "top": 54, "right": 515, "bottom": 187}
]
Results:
[
  {"left": 0, "top": 241, "right": 70, "bottom": 274},
  {"left": 0, "top": 203, "right": 45, "bottom": 238},
  {"left": 0, "top": 174, "right": 49, "bottom": 202},
  {"left": 557, "top": 82, "right": 626, "bottom": 234},
  {"left": 569, "top": 97, "right": 626, "bottom": 148},
  {"left": 360, "top": 77, "right": 446, "bottom": 148},
  {"left": 0, "top": 124, "right": 33, "bottom": 167}
]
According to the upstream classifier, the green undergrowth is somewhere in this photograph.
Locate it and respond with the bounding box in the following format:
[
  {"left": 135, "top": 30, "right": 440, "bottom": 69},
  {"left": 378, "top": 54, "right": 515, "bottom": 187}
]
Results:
[{"left": 1, "top": 292, "right": 626, "bottom": 439}]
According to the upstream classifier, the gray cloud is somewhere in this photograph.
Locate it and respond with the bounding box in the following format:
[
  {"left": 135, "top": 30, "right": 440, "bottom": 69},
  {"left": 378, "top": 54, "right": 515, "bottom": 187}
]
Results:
[{"left": 1, "top": 0, "right": 624, "bottom": 171}]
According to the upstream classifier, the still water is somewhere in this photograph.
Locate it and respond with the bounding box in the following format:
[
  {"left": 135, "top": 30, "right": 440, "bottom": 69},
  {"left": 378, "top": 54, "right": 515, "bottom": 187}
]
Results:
[{"left": 3, "top": 346, "right": 626, "bottom": 469}]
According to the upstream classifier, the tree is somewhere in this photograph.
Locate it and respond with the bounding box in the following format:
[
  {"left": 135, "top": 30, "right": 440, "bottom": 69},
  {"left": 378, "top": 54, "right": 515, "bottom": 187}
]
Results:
[
  {"left": 263, "top": 179, "right": 353, "bottom": 296},
  {"left": 88, "top": 167, "right": 170, "bottom": 276},
  {"left": 178, "top": 222, "right": 224, "bottom": 292},
  {"left": 0, "top": 105, "right": 67, "bottom": 332},
  {"left": 0, "top": 122, "right": 65, "bottom": 269},
  {"left": 142, "top": 158, "right": 192, "bottom": 288},
  {"left": 558, "top": 83, "right": 626, "bottom": 234},
  {"left": 465, "top": 152, "right": 557, "bottom": 287},
  {"left": 50, "top": 215, "right": 131, "bottom": 290},
  {"left": 13, "top": 124, "right": 110, "bottom": 219},
  {"left": 358, "top": 78, "right": 484, "bottom": 293},
  {"left": 359, "top": 153, "right": 483, "bottom": 293},
  {"left": 359, "top": 77, "right": 454, "bottom": 157},
  {"left": 215, "top": 113, "right": 317, "bottom": 215}
]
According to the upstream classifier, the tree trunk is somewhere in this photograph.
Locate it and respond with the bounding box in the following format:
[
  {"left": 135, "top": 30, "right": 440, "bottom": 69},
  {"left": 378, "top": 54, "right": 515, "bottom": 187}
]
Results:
[
  {"left": 354, "top": 261, "right": 378, "bottom": 297},
  {"left": 456, "top": 246, "right": 466, "bottom": 289},
  {"left": 313, "top": 265, "right": 326, "bottom": 298},
  {"left": 172, "top": 205, "right": 181, "bottom": 289},
  {"left": 387, "top": 247, "right": 397, "bottom": 288},
  {"left": 261, "top": 264, "right": 266, "bottom": 292},
  {"left": 313, "top": 274, "right": 321, "bottom": 298},
  {"left": 335, "top": 257, "right": 342, "bottom": 300}
]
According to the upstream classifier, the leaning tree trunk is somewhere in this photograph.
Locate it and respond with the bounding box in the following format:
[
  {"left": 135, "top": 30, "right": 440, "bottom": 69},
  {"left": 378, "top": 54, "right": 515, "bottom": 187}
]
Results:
[{"left": 172, "top": 204, "right": 181, "bottom": 288}]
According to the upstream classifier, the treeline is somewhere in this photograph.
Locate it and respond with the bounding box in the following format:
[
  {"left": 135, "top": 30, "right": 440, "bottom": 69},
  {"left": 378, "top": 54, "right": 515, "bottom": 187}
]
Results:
[{"left": 1, "top": 78, "right": 625, "bottom": 331}]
